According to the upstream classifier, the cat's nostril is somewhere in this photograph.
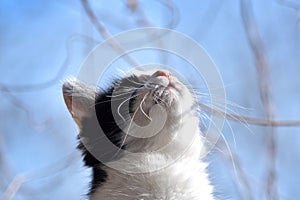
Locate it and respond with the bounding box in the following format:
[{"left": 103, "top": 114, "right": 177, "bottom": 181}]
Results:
[{"left": 153, "top": 70, "right": 171, "bottom": 78}]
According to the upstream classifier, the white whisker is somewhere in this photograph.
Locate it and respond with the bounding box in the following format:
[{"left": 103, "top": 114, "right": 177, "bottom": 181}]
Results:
[
  {"left": 140, "top": 93, "right": 152, "bottom": 121},
  {"left": 117, "top": 92, "right": 143, "bottom": 122},
  {"left": 114, "top": 94, "right": 144, "bottom": 157}
]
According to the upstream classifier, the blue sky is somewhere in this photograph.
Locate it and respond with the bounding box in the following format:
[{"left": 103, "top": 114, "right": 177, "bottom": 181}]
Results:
[{"left": 1, "top": 0, "right": 300, "bottom": 199}]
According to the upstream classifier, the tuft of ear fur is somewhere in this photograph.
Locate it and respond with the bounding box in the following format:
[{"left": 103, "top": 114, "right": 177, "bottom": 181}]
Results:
[{"left": 62, "top": 78, "right": 97, "bottom": 127}]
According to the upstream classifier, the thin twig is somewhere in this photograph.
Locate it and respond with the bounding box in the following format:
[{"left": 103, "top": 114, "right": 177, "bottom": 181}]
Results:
[
  {"left": 2, "top": 152, "right": 78, "bottom": 200},
  {"left": 80, "top": 0, "right": 139, "bottom": 67},
  {"left": 125, "top": 0, "right": 179, "bottom": 29},
  {"left": 276, "top": 0, "right": 300, "bottom": 11},
  {"left": 0, "top": 134, "right": 15, "bottom": 191},
  {"left": 277, "top": 0, "right": 300, "bottom": 9},
  {"left": 194, "top": 0, "right": 224, "bottom": 40},
  {"left": 240, "top": 0, "right": 279, "bottom": 199},
  {"left": 123, "top": 0, "right": 179, "bottom": 64},
  {"left": 216, "top": 142, "right": 253, "bottom": 200},
  {"left": 0, "top": 32, "right": 78, "bottom": 93},
  {"left": 198, "top": 102, "right": 300, "bottom": 127},
  {"left": 205, "top": 116, "right": 254, "bottom": 200},
  {"left": 0, "top": 87, "right": 50, "bottom": 129},
  {"left": 276, "top": 0, "right": 300, "bottom": 23}
]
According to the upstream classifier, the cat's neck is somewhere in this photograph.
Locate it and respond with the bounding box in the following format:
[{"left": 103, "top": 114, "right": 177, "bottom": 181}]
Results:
[{"left": 125, "top": 113, "right": 203, "bottom": 160}]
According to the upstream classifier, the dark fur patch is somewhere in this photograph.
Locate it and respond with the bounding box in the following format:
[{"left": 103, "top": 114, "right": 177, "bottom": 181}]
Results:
[
  {"left": 77, "top": 84, "right": 135, "bottom": 195},
  {"left": 76, "top": 75, "right": 146, "bottom": 195}
]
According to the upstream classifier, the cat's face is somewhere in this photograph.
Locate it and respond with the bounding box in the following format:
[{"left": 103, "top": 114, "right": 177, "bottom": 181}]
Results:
[
  {"left": 63, "top": 69, "right": 196, "bottom": 155},
  {"left": 114, "top": 70, "right": 194, "bottom": 124}
]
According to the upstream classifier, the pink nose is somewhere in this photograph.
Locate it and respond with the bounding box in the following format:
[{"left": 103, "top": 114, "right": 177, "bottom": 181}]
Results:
[{"left": 153, "top": 70, "right": 171, "bottom": 78}]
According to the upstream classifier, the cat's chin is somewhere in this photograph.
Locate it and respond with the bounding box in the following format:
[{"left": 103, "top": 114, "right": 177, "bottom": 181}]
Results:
[
  {"left": 132, "top": 95, "right": 192, "bottom": 126},
  {"left": 155, "top": 92, "right": 194, "bottom": 118}
]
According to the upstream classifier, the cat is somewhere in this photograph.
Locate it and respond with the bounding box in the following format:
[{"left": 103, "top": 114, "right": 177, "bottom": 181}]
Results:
[{"left": 62, "top": 69, "right": 214, "bottom": 200}]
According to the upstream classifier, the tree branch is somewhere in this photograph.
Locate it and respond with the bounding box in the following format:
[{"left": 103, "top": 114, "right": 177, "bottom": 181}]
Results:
[
  {"left": 240, "top": 0, "right": 279, "bottom": 199},
  {"left": 80, "top": 0, "right": 139, "bottom": 67}
]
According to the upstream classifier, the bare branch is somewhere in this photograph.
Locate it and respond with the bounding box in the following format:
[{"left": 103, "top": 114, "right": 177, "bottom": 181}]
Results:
[
  {"left": 124, "top": 0, "right": 180, "bottom": 29},
  {"left": 276, "top": 0, "right": 300, "bottom": 11},
  {"left": 0, "top": 66, "right": 66, "bottom": 92},
  {"left": 80, "top": 0, "right": 139, "bottom": 67},
  {"left": 2, "top": 152, "right": 78, "bottom": 200},
  {"left": 123, "top": 0, "right": 179, "bottom": 64},
  {"left": 193, "top": 0, "right": 224, "bottom": 39},
  {"left": 0, "top": 32, "right": 79, "bottom": 93},
  {"left": 198, "top": 102, "right": 300, "bottom": 127},
  {"left": 159, "top": 0, "right": 180, "bottom": 28},
  {"left": 0, "top": 87, "right": 50, "bottom": 129},
  {"left": 276, "top": 0, "right": 300, "bottom": 23},
  {"left": 240, "top": 0, "right": 279, "bottom": 199},
  {"left": 217, "top": 143, "right": 254, "bottom": 200}
]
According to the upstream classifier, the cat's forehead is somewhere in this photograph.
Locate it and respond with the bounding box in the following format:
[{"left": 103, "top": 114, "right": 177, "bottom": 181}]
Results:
[
  {"left": 130, "top": 68, "right": 168, "bottom": 76},
  {"left": 115, "top": 69, "right": 169, "bottom": 88},
  {"left": 129, "top": 69, "right": 160, "bottom": 77}
]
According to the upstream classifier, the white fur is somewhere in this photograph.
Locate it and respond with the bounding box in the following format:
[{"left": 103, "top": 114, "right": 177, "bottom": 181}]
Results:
[
  {"left": 91, "top": 70, "right": 214, "bottom": 200},
  {"left": 91, "top": 120, "right": 214, "bottom": 200}
]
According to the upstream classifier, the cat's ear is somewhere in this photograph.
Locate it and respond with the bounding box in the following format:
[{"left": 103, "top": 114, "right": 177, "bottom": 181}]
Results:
[{"left": 62, "top": 79, "right": 96, "bottom": 126}]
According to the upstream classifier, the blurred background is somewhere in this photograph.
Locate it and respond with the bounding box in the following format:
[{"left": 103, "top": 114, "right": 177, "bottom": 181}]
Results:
[{"left": 1, "top": 0, "right": 300, "bottom": 199}]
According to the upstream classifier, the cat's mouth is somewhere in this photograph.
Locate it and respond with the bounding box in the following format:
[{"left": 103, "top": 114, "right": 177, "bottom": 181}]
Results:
[
  {"left": 152, "top": 84, "right": 180, "bottom": 107},
  {"left": 127, "top": 70, "right": 190, "bottom": 116},
  {"left": 146, "top": 71, "right": 182, "bottom": 106}
]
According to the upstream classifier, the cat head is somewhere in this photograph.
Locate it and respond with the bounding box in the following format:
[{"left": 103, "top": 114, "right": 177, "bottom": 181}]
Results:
[{"left": 63, "top": 69, "right": 197, "bottom": 162}]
